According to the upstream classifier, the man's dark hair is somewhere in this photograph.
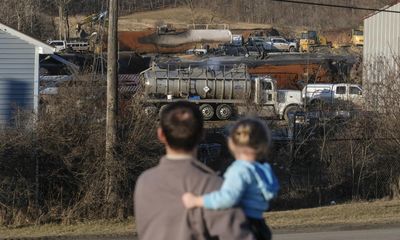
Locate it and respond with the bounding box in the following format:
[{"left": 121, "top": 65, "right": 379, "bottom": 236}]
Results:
[{"left": 160, "top": 101, "right": 204, "bottom": 151}]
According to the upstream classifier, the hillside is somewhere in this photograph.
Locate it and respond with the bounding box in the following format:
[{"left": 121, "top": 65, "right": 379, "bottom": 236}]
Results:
[
  {"left": 65, "top": 7, "right": 272, "bottom": 34},
  {"left": 118, "top": 8, "right": 272, "bottom": 31},
  {"left": 0, "top": 0, "right": 396, "bottom": 40}
]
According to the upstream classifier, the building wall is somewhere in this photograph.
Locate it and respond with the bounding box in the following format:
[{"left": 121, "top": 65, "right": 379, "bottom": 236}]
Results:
[
  {"left": 0, "top": 29, "right": 36, "bottom": 125},
  {"left": 363, "top": 3, "right": 400, "bottom": 109},
  {"left": 364, "top": 3, "right": 400, "bottom": 62}
]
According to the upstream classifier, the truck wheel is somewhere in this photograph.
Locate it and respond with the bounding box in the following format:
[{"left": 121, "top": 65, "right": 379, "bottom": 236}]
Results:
[
  {"left": 284, "top": 105, "right": 301, "bottom": 121},
  {"left": 289, "top": 46, "right": 295, "bottom": 52},
  {"left": 216, "top": 104, "right": 233, "bottom": 120},
  {"left": 199, "top": 104, "right": 215, "bottom": 120}
]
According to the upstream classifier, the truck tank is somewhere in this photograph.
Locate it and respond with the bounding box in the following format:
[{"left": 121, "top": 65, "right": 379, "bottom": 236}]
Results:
[
  {"left": 143, "top": 64, "right": 252, "bottom": 101},
  {"left": 119, "top": 29, "right": 233, "bottom": 54}
]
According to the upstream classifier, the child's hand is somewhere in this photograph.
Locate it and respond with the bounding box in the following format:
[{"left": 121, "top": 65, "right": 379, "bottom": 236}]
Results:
[{"left": 182, "top": 192, "right": 202, "bottom": 209}]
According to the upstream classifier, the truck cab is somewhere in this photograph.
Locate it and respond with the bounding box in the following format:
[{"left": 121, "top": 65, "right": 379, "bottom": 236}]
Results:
[
  {"left": 254, "top": 77, "right": 302, "bottom": 120},
  {"left": 47, "top": 40, "right": 67, "bottom": 52},
  {"left": 265, "top": 37, "right": 297, "bottom": 52},
  {"left": 334, "top": 84, "right": 363, "bottom": 106},
  {"left": 231, "top": 34, "right": 244, "bottom": 46}
]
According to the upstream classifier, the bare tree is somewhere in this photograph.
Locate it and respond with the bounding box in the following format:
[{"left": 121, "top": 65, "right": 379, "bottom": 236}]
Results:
[{"left": 55, "top": 0, "right": 72, "bottom": 40}]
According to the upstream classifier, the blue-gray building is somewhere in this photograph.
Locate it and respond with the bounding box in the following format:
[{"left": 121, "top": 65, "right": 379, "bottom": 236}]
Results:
[{"left": 0, "top": 23, "right": 54, "bottom": 126}]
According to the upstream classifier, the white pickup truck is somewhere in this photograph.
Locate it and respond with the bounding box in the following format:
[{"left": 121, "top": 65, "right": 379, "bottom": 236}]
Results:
[
  {"left": 302, "top": 83, "right": 363, "bottom": 107},
  {"left": 264, "top": 37, "right": 298, "bottom": 52}
]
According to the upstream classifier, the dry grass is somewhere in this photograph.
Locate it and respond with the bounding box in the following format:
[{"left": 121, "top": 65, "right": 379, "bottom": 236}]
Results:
[
  {"left": 119, "top": 8, "right": 272, "bottom": 31},
  {"left": 0, "top": 219, "right": 135, "bottom": 238},
  {"left": 267, "top": 199, "right": 400, "bottom": 229},
  {"left": 119, "top": 8, "right": 218, "bottom": 30},
  {"left": 59, "top": 7, "right": 272, "bottom": 36},
  {"left": 1, "top": 199, "right": 400, "bottom": 238}
]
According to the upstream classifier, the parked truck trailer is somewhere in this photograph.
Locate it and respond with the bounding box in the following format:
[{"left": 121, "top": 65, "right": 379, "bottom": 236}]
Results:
[{"left": 141, "top": 64, "right": 302, "bottom": 120}]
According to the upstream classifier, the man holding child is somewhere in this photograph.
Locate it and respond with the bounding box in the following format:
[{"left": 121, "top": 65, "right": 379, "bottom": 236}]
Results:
[{"left": 134, "top": 101, "right": 278, "bottom": 240}]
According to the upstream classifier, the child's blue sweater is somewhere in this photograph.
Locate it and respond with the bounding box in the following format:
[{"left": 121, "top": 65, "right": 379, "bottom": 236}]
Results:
[{"left": 203, "top": 160, "right": 279, "bottom": 219}]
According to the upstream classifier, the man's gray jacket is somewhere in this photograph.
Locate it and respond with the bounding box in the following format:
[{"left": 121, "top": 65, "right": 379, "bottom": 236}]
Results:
[{"left": 134, "top": 156, "right": 255, "bottom": 240}]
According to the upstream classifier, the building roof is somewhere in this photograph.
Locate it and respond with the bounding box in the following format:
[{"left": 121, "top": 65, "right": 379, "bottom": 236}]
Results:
[
  {"left": 0, "top": 22, "right": 55, "bottom": 54},
  {"left": 364, "top": 1, "right": 400, "bottom": 19}
]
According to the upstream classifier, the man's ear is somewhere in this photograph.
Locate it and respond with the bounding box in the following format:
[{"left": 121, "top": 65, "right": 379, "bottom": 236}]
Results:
[{"left": 157, "top": 127, "right": 167, "bottom": 145}]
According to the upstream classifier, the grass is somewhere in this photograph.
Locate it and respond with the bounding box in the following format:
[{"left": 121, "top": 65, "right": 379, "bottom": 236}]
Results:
[
  {"left": 62, "top": 7, "right": 272, "bottom": 33},
  {"left": 267, "top": 199, "right": 400, "bottom": 230},
  {"left": 1, "top": 199, "right": 400, "bottom": 238},
  {"left": 119, "top": 7, "right": 272, "bottom": 31},
  {"left": 0, "top": 219, "right": 135, "bottom": 238}
]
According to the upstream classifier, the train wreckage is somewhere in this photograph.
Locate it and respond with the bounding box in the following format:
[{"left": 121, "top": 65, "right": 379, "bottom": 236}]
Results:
[{"left": 154, "top": 53, "right": 356, "bottom": 90}]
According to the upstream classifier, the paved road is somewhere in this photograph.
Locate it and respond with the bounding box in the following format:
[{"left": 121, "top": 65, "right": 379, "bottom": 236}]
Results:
[
  {"left": 274, "top": 227, "right": 400, "bottom": 240},
  {"left": 5, "top": 227, "right": 400, "bottom": 240}
]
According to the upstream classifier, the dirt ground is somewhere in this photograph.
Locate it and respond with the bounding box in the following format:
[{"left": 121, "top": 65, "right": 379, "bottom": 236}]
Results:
[{"left": 60, "top": 7, "right": 273, "bottom": 38}]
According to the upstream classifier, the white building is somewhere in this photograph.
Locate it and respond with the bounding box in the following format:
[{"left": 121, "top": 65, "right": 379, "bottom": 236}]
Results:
[
  {"left": 0, "top": 23, "right": 54, "bottom": 126},
  {"left": 363, "top": 2, "right": 400, "bottom": 109}
]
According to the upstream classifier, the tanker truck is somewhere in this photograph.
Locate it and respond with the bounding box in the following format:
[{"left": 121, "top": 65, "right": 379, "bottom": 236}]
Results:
[{"left": 141, "top": 64, "right": 302, "bottom": 121}]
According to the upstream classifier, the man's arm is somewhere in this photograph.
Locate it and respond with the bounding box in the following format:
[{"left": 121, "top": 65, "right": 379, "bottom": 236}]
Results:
[{"left": 203, "top": 207, "right": 255, "bottom": 240}]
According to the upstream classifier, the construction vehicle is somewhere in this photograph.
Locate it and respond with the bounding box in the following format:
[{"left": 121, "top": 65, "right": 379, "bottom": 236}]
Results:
[
  {"left": 75, "top": 11, "right": 108, "bottom": 39},
  {"left": 299, "top": 31, "right": 331, "bottom": 53},
  {"left": 351, "top": 28, "right": 364, "bottom": 47},
  {"left": 141, "top": 64, "right": 303, "bottom": 121},
  {"left": 325, "top": 28, "right": 364, "bottom": 48}
]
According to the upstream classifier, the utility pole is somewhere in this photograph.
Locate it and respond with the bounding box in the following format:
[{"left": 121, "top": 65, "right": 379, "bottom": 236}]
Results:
[{"left": 105, "top": 0, "right": 118, "bottom": 218}]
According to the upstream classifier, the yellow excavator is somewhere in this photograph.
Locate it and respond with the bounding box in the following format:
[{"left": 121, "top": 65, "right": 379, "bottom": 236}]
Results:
[
  {"left": 75, "top": 11, "right": 108, "bottom": 39},
  {"left": 74, "top": 11, "right": 108, "bottom": 53},
  {"left": 351, "top": 28, "right": 364, "bottom": 47},
  {"left": 299, "top": 30, "right": 330, "bottom": 53}
]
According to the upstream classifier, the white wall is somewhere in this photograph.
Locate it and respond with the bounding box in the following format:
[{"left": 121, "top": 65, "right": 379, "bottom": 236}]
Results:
[{"left": 363, "top": 3, "right": 400, "bottom": 109}]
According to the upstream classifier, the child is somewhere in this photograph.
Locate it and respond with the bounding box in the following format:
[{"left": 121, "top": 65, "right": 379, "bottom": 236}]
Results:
[{"left": 182, "top": 118, "right": 279, "bottom": 240}]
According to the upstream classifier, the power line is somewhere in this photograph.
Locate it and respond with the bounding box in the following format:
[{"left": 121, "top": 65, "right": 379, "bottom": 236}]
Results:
[{"left": 272, "top": 0, "right": 400, "bottom": 13}]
